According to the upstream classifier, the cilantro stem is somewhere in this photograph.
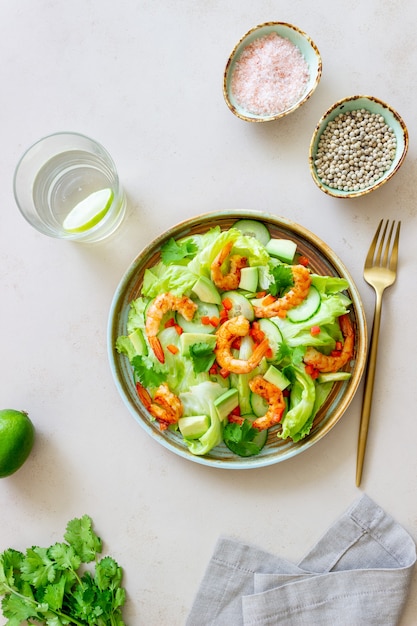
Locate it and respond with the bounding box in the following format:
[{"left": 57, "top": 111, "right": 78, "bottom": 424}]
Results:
[
  {"left": 28, "top": 615, "right": 85, "bottom": 626},
  {"left": 60, "top": 609, "right": 87, "bottom": 624}
]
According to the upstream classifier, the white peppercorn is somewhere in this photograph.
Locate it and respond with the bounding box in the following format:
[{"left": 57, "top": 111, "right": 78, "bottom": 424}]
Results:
[{"left": 314, "top": 109, "right": 397, "bottom": 191}]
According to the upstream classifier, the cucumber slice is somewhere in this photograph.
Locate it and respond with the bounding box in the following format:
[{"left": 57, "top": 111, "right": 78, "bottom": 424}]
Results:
[
  {"left": 192, "top": 276, "right": 221, "bottom": 305},
  {"left": 176, "top": 300, "right": 219, "bottom": 334},
  {"left": 178, "top": 415, "right": 210, "bottom": 439},
  {"left": 287, "top": 285, "right": 321, "bottom": 323},
  {"left": 222, "top": 291, "right": 254, "bottom": 321},
  {"left": 266, "top": 238, "right": 297, "bottom": 263},
  {"left": 250, "top": 391, "right": 269, "bottom": 417},
  {"left": 257, "top": 318, "right": 283, "bottom": 360},
  {"left": 230, "top": 338, "right": 256, "bottom": 414},
  {"left": 236, "top": 373, "right": 252, "bottom": 415},
  {"left": 238, "top": 266, "right": 258, "bottom": 292},
  {"left": 233, "top": 219, "right": 271, "bottom": 246},
  {"left": 317, "top": 371, "right": 352, "bottom": 384}
]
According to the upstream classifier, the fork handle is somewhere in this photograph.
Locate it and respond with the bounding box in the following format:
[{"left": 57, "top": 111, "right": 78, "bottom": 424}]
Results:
[{"left": 356, "top": 290, "right": 383, "bottom": 486}]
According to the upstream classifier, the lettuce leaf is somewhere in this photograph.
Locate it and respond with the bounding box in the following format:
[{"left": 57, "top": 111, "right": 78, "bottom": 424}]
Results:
[
  {"left": 126, "top": 297, "right": 148, "bottom": 333},
  {"left": 187, "top": 227, "right": 270, "bottom": 279},
  {"left": 179, "top": 381, "right": 225, "bottom": 455},
  {"left": 271, "top": 292, "right": 351, "bottom": 348},
  {"left": 161, "top": 237, "right": 198, "bottom": 264},
  {"left": 311, "top": 274, "right": 350, "bottom": 294},
  {"left": 278, "top": 366, "right": 316, "bottom": 441},
  {"left": 115, "top": 336, "right": 137, "bottom": 362},
  {"left": 142, "top": 264, "right": 198, "bottom": 298}
]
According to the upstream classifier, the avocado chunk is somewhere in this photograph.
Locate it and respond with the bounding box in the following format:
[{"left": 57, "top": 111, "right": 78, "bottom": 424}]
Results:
[
  {"left": 178, "top": 415, "right": 210, "bottom": 439},
  {"left": 264, "top": 364, "right": 290, "bottom": 390},
  {"left": 214, "top": 388, "right": 239, "bottom": 421},
  {"left": 192, "top": 276, "right": 221, "bottom": 304},
  {"left": 266, "top": 238, "right": 297, "bottom": 263},
  {"left": 128, "top": 328, "right": 147, "bottom": 355},
  {"left": 238, "top": 266, "right": 258, "bottom": 292}
]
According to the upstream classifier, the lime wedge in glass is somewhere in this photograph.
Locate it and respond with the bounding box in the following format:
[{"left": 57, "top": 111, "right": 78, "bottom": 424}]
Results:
[{"left": 63, "top": 188, "right": 114, "bottom": 233}]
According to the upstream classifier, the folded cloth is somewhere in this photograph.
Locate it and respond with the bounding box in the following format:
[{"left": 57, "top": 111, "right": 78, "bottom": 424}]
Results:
[{"left": 186, "top": 495, "right": 416, "bottom": 626}]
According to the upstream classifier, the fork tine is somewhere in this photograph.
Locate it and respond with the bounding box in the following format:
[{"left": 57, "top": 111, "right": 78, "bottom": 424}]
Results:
[
  {"left": 389, "top": 221, "right": 401, "bottom": 272},
  {"left": 365, "top": 219, "right": 383, "bottom": 266},
  {"left": 380, "top": 221, "right": 392, "bottom": 267}
]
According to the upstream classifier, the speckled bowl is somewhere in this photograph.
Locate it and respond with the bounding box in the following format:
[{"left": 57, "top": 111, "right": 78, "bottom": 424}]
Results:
[
  {"left": 309, "top": 95, "right": 409, "bottom": 198},
  {"left": 223, "top": 22, "right": 322, "bottom": 123},
  {"left": 108, "top": 210, "right": 367, "bottom": 470}
]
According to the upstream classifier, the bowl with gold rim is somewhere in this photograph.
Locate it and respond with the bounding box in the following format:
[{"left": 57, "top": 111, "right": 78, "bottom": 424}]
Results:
[
  {"left": 108, "top": 210, "right": 367, "bottom": 469},
  {"left": 309, "top": 95, "right": 409, "bottom": 198},
  {"left": 223, "top": 22, "right": 322, "bottom": 122}
]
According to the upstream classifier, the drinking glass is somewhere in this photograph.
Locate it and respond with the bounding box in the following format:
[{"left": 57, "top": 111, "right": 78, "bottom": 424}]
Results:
[{"left": 13, "top": 132, "right": 127, "bottom": 243}]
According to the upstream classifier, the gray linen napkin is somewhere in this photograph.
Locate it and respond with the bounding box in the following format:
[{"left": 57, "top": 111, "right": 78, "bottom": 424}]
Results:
[{"left": 186, "top": 494, "right": 416, "bottom": 625}]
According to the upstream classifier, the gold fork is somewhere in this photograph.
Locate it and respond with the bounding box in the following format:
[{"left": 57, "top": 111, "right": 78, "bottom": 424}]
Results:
[{"left": 356, "top": 219, "right": 401, "bottom": 487}]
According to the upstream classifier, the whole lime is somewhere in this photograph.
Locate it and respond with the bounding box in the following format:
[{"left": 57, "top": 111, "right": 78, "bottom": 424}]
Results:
[{"left": 0, "top": 409, "right": 35, "bottom": 477}]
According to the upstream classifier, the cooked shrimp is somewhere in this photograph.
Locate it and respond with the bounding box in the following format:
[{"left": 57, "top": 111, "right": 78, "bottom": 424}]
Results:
[
  {"left": 211, "top": 241, "right": 247, "bottom": 291},
  {"left": 145, "top": 293, "right": 197, "bottom": 363},
  {"left": 304, "top": 314, "right": 355, "bottom": 373},
  {"left": 249, "top": 375, "right": 286, "bottom": 431},
  {"left": 214, "top": 315, "right": 269, "bottom": 374},
  {"left": 254, "top": 265, "right": 311, "bottom": 318},
  {"left": 136, "top": 382, "right": 183, "bottom": 430}
]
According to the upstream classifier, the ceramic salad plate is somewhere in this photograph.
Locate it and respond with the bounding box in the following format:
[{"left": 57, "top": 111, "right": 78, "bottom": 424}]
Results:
[{"left": 107, "top": 210, "right": 367, "bottom": 469}]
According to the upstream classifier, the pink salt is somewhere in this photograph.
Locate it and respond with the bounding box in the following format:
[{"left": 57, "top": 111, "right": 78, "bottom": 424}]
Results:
[{"left": 231, "top": 32, "right": 310, "bottom": 116}]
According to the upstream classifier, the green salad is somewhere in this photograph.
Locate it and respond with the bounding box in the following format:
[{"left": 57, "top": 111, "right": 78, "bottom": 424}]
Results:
[{"left": 116, "top": 219, "right": 354, "bottom": 458}]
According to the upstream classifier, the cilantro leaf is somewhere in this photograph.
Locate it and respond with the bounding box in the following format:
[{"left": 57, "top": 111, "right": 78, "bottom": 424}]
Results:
[
  {"left": 132, "top": 355, "right": 167, "bottom": 388},
  {"left": 274, "top": 341, "right": 305, "bottom": 367},
  {"left": 64, "top": 515, "right": 102, "bottom": 563},
  {"left": 21, "top": 547, "right": 57, "bottom": 588},
  {"left": 0, "top": 549, "right": 24, "bottom": 594},
  {"left": 189, "top": 342, "right": 216, "bottom": 374},
  {"left": 223, "top": 419, "right": 263, "bottom": 457},
  {"left": 161, "top": 237, "right": 198, "bottom": 264},
  {"left": 269, "top": 264, "right": 293, "bottom": 297},
  {"left": 42, "top": 576, "right": 66, "bottom": 611},
  {"left": 95, "top": 557, "right": 123, "bottom": 592},
  {"left": 48, "top": 542, "right": 81, "bottom": 574},
  {"left": 1, "top": 590, "right": 41, "bottom": 624}
]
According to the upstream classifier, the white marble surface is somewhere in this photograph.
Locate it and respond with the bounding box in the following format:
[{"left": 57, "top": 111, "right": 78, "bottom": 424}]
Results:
[{"left": 1, "top": 1, "right": 416, "bottom": 624}]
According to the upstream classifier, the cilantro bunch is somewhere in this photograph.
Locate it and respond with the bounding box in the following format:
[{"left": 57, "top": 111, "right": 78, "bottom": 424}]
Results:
[{"left": 0, "top": 515, "right": 126, "bottom": 626}]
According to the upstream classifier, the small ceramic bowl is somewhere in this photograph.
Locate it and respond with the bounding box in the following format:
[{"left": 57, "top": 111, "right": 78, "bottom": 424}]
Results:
[
  {"left": 309, "top": 95, "right": 409, "bottom": 198},
  {"left": 223, "top": 22, "right": 322, "bottom": 123}
]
